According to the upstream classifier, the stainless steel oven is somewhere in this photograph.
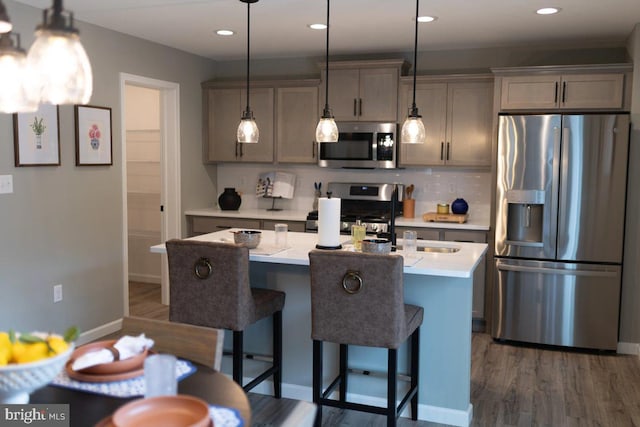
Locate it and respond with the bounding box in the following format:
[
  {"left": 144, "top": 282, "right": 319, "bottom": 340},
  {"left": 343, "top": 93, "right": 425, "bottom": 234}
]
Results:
[{"left": 305, "top": 182, "right": 403, "bottom": 235}]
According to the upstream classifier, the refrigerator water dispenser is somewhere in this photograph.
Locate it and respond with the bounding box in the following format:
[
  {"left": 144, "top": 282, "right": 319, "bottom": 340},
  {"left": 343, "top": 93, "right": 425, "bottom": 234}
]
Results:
[{"left": 505, "top": 190, "right": 545, "bottom": 247}]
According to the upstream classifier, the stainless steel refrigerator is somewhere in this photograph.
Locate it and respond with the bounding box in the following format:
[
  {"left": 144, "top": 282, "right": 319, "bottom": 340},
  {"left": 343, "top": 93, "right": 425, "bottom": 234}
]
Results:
[{"left": 492, "top": 113, "right": 630, "bottom": 350}]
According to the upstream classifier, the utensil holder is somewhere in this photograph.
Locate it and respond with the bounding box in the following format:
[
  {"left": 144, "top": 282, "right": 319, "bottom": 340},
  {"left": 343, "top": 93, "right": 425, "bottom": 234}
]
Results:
[{"left": 403, "top": 199, "right": 415, "bottom": 218}]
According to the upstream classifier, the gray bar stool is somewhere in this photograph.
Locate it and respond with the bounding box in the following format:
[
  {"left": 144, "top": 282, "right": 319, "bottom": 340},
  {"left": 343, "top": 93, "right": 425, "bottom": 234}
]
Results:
[
  {"left": 308, "top": 250, "right": 423, "bottom": 427},
  {"left": 166, "top": 239, "right": 285, "bottom": 397}
]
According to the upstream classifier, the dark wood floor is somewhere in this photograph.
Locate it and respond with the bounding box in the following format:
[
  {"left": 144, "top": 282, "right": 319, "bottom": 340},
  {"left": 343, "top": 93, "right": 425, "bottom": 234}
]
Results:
[{"left": 129, "top": 281, "right": 640, "bottom": 427}]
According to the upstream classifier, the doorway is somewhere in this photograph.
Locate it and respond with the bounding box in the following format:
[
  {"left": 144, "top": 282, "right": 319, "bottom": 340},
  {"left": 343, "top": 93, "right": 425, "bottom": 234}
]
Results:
[{"left": 120, "top": 73, "right": 181, "bottom": 310}]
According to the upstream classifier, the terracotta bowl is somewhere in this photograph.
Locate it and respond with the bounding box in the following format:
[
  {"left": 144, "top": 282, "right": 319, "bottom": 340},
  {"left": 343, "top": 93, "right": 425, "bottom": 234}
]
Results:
[
  {"left": 71, "top": 340, "right": 148, "bottom": 375},
  {"left": 232, "top": 230, "right": 261, "bottom": 249},
  {"left": 112, "top": 395, "right": 210, "bottom": 427}
]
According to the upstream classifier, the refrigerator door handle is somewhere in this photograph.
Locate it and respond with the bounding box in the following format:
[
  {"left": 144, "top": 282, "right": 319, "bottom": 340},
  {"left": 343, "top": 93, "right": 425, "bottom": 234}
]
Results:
[{"left": 497, "top": 263, "right": 618, "bottom": 278}]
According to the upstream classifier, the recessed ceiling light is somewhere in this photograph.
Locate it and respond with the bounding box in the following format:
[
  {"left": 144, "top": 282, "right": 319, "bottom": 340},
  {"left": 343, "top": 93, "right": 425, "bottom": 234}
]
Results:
[
  {"left": 417, "top": 15, "right": 437, "bottom": 23},
  {"left": 536, "top": 7, "right": 561, "bottom": 15},
  {"left": 215, "top": 29, "right": 235, "bottom": 36},
  {"left": 308, "top": 23, "right": 327, "bottom": 30}
]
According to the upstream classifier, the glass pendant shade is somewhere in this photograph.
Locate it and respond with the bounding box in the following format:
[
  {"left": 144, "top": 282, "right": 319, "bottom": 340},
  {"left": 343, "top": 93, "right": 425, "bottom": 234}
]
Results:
[
  {"left": 0, "top": 1, "right": 12, "bottom": 34},
  {"left": 315, "top": 115, "right": 338, "bottom": 143},
  {"left": 0, "top": 34, "right": 38, "bottom": 113},
  {"left": 401, "top": 111, "right": 426, "bottom": 144},
  {"left": 27, "top": 29, "right": 92, "bottom": 105},
  {"left": 237, "top": 110, "right": 259, "bottom": 143}
]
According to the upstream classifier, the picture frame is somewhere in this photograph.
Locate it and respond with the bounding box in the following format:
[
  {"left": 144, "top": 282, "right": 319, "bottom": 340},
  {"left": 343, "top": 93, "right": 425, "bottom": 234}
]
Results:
[
  {"left": 13, "top": 104, "right": 61, "bottom": 167},
  {"left": 75, "top": 105, "right": 113, "bottom": 166}
]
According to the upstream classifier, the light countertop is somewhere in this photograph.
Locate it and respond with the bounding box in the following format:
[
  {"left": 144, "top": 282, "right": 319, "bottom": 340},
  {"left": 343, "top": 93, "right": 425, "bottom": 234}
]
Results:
[
  {"left": 185, "top": 207, "right": 490, "bottom": 231},
  {"left": 151, "top": 229, "right": 487, "bottom": 279}
]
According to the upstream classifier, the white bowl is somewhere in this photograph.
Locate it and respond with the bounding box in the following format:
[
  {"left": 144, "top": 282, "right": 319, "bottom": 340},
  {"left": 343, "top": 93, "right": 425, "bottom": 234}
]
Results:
[{"left": 0, "top": 344, "right": 74, "bottom": 404}]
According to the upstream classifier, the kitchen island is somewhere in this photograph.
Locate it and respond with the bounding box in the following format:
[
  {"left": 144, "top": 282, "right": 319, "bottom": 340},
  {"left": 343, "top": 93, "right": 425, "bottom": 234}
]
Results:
[{"left": 151, "top": 230, "right": 487, "bottom": 427}]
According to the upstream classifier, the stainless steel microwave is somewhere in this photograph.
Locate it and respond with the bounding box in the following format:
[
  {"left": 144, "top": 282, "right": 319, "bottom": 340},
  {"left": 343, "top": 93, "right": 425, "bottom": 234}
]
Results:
[{"left": 318, "top": 122, "right": 398, "bottom": 169}]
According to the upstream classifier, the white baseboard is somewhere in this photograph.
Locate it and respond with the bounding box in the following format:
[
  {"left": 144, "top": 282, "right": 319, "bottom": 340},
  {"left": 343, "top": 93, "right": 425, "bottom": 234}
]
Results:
[
  {"left": 241, "top": 377, "right": 472, "bottom": 427},
  {"left": 617, "top": 341, "right": 640, "bottom": 356},
  {"left": 76, "top": 319, "right": 123, "bottom": 345}
]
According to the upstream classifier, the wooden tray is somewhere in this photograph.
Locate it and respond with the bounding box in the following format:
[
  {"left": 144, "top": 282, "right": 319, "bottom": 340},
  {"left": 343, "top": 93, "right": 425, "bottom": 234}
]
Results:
[{"left": 422, "top": 212, "right": 468, "bottom": 223}]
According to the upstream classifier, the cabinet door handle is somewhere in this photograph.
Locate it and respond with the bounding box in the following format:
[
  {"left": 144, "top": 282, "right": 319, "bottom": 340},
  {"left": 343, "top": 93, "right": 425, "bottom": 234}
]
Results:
[
  {"left": 235, "top": 141, "right": 239, "bottom": 157},
  {"left": 446, "top": 142, "right": 450, "bottom": 161},
  {"left": 239, "top": 143, "right": 244, "bottom": 157},
  {"left": 353, "top": 99, "right": 357, "bottom": 116},
  {"left": 312, "top": 140, "right": 317, "bottom": 158},
  {"left": 562, "top": 81, "right": 567, "bottom": 104},
  {"left": 359, "top": 98, "right": 362, "bottom": 116},
  {"left": 554, "top": 82, "right": 558, "bottom": 103},
  {"left": 440, "top": 142, "right": 444, "bottom": 161}
]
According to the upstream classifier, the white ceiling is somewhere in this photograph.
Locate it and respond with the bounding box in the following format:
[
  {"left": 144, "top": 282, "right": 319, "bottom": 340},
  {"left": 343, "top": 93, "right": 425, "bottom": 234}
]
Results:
[{"left": 11, "top": 0, "right": 640, "bottom": 61}]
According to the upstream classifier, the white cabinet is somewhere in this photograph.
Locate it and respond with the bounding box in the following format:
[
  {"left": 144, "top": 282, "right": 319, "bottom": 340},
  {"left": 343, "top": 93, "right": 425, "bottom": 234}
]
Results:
[
  {"left": 398, "top": 77, "right": 493, "bottom": 167},
  {"left": 276, "top": 84, "right": 319, "bottom": 164},
  {"left": 493, "top": 64, "right": 632, "bottom": 111},
  {"left": 319, "top": 60, "right": 407, "bottom": 122},
  {"left": 500, "top": 73, "right": 625, "bottom": 110},
  {"left": 203, "top": 86, "right": 274, "bottom": 163}
]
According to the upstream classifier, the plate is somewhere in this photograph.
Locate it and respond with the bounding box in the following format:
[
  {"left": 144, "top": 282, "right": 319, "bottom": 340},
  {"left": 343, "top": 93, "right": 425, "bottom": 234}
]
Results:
[
  {"left": 71, "top": 340, "right": 148, "bottom": 375},
  {"left": 65, "top": 360, "right": 144, "bottom": 383},
  {"left": 112, "top": 395, "right": 211, "bottom": 427}
]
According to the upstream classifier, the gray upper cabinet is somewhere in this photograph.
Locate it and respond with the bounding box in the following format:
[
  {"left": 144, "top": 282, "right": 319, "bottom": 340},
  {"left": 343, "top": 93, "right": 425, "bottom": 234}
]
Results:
[
  {"left": 319, "top": 59, "right": 408, "bottom": 122},
  {"left": 276, "top": 84, "right": 319, "bottom": 164},
  {"left": 398, "top": 76, "right": 493, "bottom": 167},
  {"left": 203, "top": 85, "right": 274, "bottom": 163},
  {"left": 493, "top": 64, "right": 632, "bottom": 111}
]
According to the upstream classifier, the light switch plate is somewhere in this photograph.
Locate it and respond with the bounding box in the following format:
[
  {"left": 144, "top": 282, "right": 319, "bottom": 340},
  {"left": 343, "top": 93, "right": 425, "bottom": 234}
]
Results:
[{"left": 0, "top": 175, "right": 13, "bottom": 194}]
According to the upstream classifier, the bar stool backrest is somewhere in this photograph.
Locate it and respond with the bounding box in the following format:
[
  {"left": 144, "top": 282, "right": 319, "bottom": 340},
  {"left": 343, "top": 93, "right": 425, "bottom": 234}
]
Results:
[
  {"left": 166, "top": 239, "right": 255, "bottom": 331},
  {"left": 308, "top": 250, "right": 408, "bottom": 349}
]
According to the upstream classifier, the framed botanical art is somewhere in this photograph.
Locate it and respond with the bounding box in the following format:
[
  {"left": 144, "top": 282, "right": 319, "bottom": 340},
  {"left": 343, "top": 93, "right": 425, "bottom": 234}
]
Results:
[
  {"left": 13, "top": 104, "right": 61, "bottom": 166},
  {"left": 75, "top": 105, "right": 113, "bottom": 166}
]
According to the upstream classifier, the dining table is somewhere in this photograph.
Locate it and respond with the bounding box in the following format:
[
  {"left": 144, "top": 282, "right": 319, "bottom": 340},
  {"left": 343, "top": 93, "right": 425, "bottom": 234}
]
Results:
[{"left": 30, "top": 361, "right": 252, "bottom": 427}]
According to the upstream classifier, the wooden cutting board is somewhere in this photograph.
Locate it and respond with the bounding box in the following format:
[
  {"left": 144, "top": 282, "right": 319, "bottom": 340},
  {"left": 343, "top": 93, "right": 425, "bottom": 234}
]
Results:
[{"left": 422, "top": 212, "right": 469, "bottom": 223}]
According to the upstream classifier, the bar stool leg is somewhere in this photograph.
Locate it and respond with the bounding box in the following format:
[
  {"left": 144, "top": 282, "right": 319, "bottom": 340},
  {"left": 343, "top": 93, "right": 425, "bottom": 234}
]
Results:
[
  {"left": 387, "top": 348, "right": 397, "bottom": 427},
  {"left": 313, "top": 340, "right": 323, "bottom": 427},
  {"left": 339, "top": 344, "right": 348, "bottom": 403},
  {"left": 233, "top": 330, "right": 244, "bottom": 388},
  {"left": 411, "top": 327, "right": 420, "bottom": 420},
  {"left": 273, "top": 310, "right": 283, "bottom": 398}
]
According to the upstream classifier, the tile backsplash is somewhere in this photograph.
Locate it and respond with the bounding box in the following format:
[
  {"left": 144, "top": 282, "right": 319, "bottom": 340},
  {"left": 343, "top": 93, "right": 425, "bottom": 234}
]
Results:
[{"left": 215, "top": 164, "right": 491, "bottom": 214}]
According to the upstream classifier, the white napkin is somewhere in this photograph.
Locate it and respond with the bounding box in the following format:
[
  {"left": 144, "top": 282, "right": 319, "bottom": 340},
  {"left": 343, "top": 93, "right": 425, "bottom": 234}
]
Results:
[{"left": 71, "top": 334, "right": 155, "bottom": 371}]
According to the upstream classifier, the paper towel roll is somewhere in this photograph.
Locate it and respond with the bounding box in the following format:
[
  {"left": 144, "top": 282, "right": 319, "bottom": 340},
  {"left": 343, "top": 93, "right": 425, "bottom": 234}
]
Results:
[{"left": 317, "top": 197, "right": 341, "bottom": 249}]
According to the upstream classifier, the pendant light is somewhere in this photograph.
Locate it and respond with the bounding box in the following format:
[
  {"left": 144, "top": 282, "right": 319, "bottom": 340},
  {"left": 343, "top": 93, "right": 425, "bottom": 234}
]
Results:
[
  {"left": 401, "top": 0, "right": 426, "bottom": 144},
  {"left": 0, "top": 1, "right": 12, "bottom": 33},
  {"left": 0, "top": 32, "right": 38, "bottom": 113},
  {"left": 27, "top": 0, "right": 92, "bottom": 105},
  {"left": 315, "top": 0, "right": 338, "bottom": 143},
  {"left": 237, "top": 0, "right": 259, "bottom": 144}
]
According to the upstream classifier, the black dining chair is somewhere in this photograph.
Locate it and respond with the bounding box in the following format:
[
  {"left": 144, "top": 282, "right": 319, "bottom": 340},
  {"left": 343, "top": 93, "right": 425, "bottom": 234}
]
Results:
[
  {"left": 308, "top": 249, "right": 423, "bottom": 427},
  {"left": 166, "top": 239, "right": 285, "bottom": 397}
]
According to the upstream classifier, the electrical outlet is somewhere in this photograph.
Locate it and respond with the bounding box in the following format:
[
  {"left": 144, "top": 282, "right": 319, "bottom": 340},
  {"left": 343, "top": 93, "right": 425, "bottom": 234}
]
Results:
[
  {"left": 54, "top": 284, "right": 63, "bottom": 303},
  {"left": 0, "top": 175, "right": 13, "bottom": 194}
]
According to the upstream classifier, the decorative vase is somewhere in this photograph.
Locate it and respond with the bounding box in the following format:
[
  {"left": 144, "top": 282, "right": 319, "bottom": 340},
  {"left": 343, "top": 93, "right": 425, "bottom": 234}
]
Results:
[
  {"left": 451, "top": 198, "right": 469, "bottom": 215},
  {"left": 90, "top": 138, "right": 100, "bottom": 150},
  {"left": 218, "top": 188, "right": 241, "bottom": 210}
]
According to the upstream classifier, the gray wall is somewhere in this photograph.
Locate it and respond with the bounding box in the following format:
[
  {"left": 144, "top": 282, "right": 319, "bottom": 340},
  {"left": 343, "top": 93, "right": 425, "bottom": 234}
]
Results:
[{"left": 0, "top": 1, "right": 216, "bottom": 334}]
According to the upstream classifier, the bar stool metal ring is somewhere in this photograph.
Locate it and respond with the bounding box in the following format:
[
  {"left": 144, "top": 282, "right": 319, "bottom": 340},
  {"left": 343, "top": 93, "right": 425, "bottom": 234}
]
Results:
[
  {"left": 194, "top": 257, "right": 213, "bottom": 279},
  {"left": 342, "top": 270, "right": 363, "bottom": 294}
]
